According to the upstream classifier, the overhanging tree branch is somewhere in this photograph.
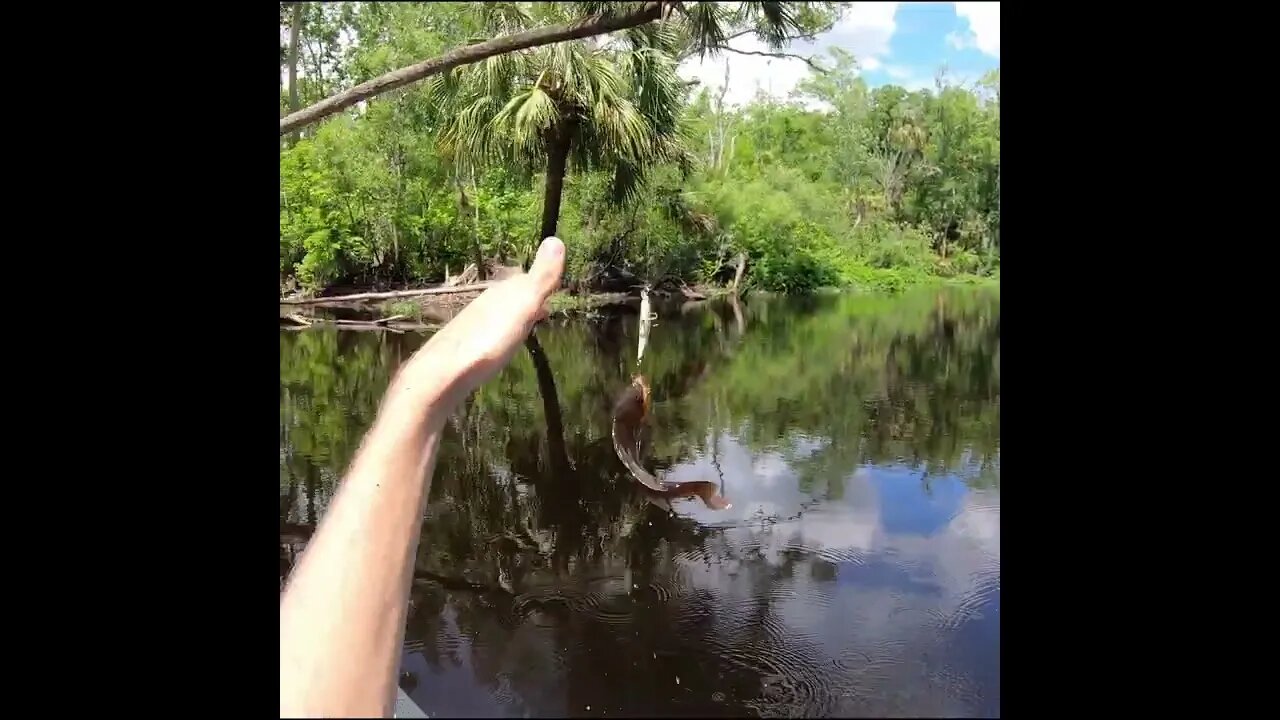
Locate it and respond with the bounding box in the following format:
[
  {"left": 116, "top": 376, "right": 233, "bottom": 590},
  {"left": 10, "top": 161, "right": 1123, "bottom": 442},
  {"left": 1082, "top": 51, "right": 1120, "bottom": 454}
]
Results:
[
  {"left": 713, "top": 45, "right": 828, "bottom": 73},
  {"left": 678, "top": 30, "right": 821, "bottom": 61},
  {"left": 280, "top": 1, "right": 663, "bottom": 135}
]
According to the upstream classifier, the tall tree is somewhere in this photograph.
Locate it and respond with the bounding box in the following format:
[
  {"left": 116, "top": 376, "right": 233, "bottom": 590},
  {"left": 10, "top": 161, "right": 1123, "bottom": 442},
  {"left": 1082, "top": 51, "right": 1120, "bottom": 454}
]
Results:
[
  {"left": 286, "top": 2, "right": 305, "bottom": 146},
  {"left": 437, "top": 11, "right": 687, "bottom": 242},
  {"left": 437, "top": 1, "right": 830, "bottom": 243}
]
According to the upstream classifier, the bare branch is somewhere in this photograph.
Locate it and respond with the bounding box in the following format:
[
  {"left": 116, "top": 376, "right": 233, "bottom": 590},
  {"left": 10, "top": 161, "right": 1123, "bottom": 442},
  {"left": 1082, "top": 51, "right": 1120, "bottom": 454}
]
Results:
[
  {"left": 726, "top": 27, "right": 823, "bottom": 45},
  {"left": 678, "top": 30, "right": 821, "bottom": 61},
  {"left": 712, "top": 45, "right": 828, "bottom": 73}
]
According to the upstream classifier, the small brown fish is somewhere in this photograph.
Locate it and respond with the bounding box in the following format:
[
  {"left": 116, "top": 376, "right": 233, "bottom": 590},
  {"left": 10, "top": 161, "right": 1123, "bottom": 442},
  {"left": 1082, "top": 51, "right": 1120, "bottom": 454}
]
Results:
[{"left": 611, "top": 375, "right": 731, "bottom": 510}]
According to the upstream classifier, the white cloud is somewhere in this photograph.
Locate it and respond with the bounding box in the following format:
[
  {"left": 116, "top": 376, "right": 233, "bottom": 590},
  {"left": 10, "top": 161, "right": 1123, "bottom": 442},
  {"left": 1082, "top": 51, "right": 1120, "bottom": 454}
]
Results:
[
  {"left": 832, "top": 1, "right": 902, "bottom": 64},
  {"left": 884, "top": 64, "right": 913, "bottom": 80},
  {"left": 678, "top": 35, "right": 813, "bottom": 108},
  {"left": 953, "top": 2, "right": 1000, "bottom": 58},
  {"left": 668, "top": 445, "right": 1002, "bottom": 715},
  {"left": 678, "top": 2, "right": 901, "bottom": 107}
]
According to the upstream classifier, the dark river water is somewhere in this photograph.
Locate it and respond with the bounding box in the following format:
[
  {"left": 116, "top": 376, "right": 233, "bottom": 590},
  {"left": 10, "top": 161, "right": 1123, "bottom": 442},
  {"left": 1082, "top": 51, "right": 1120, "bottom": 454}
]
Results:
[{"left": 280, "top": 287, "right": 1000, "bottom": 718}]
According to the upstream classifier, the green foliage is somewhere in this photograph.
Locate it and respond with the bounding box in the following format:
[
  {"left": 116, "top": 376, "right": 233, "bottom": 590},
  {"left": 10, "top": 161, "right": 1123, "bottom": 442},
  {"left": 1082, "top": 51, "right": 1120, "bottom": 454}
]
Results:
[
  {"left": 279, "top": 3, "right": 999, "bottom": 295},
  {"left": 385, "top": 300, "right": 423, "bottom": 318}
]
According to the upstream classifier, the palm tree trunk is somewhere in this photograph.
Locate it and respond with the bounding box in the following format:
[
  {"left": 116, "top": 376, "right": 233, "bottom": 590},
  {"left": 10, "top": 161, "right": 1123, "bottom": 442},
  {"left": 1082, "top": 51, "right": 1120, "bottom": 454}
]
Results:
[{"left": 539, "top": 127, "right": 573, "bottom": 241}]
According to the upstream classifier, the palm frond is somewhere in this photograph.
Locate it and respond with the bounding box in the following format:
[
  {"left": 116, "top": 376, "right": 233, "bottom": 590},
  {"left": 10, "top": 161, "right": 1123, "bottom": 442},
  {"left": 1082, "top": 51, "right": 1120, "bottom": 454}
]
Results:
[
  {"left": 480, "top": 52, "right": 516, "bottom": 99},
  {"left": 680, "top": 1, "right": 730, "bottom": 59},
  {"left": 551, "top": 40, "right": 593, "bottom": 103},
  {"left": 599, "top": 96, "right": 653, "bottom": 164},
  {"left": 441, "top": 94, "right": 504, "bottom": 164},
  {"left": 608, "top": 158, "right": 645, "bottom": 206},
  {"left": 437, "top": 1, "right": 707, "bottom": 214},
  {"left": 750, "top": 1, "right": 803, "bottom": 48},
  {"left": 480, "top": 2, "right": 534, "bottom": 34},
  {"left": 493, "top": 87, "right": 559, "bottom": 160},
  {"left": 567, "top": 1, "right": 644, "bottom": 18},
  {"left": 421, "top": 69, "right": 459, "bottom": 115},
  {"left": 623, "top": 19, "right": 685, "bottom": 55},
  {"left": 591, "top": 50, "right": 629, "bottom": 97},
  {"left": 625, "top": 46, "right": 684, "bottom": 134}
]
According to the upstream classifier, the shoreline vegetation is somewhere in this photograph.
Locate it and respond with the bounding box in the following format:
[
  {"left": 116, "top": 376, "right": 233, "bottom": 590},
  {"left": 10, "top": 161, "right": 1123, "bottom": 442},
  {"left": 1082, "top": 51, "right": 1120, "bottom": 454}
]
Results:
[
  {"left": 280, "top": 3, "right": 999, "bottom": 320},
  {"left": 279, "top": 271, "right": 997, "bottom": 332}
]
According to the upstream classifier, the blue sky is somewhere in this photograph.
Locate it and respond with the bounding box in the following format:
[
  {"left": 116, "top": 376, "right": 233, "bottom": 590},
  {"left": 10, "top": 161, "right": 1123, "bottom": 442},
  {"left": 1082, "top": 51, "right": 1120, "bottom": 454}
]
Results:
[{"left": 680, "top": 2, "right": 1001, "bottom": 106}]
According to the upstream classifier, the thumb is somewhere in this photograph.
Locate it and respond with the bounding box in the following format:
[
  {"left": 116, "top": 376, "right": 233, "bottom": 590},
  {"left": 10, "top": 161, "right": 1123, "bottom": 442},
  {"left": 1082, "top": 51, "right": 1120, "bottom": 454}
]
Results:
[{"left": 529, "top": 236, "right": 565, "bottom": 297}]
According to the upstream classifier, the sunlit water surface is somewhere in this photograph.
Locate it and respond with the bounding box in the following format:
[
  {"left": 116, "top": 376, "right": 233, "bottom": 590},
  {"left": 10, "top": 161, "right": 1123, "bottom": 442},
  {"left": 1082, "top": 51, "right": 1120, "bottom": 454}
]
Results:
[{"left": 280, "top": 287, "right": 1000, "bottom": 717}]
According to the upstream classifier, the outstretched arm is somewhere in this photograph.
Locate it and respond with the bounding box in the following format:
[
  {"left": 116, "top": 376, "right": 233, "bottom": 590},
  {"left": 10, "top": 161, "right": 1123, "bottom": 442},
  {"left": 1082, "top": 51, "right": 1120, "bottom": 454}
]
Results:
[{"left": 280, "top": 238, "right": 565, "bottom": 717}]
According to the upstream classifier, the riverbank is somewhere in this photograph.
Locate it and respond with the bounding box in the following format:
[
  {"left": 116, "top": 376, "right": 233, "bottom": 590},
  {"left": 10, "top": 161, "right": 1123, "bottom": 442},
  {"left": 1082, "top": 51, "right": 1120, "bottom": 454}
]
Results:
[{"left": 279, "top": 272, "right": 996, "bottom": 329}]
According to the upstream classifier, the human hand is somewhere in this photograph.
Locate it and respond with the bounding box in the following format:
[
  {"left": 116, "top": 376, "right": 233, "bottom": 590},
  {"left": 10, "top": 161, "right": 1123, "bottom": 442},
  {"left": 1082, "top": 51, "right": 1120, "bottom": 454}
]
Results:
[{"left": 385, "top": 237, "right": 566, "bottom": 420}]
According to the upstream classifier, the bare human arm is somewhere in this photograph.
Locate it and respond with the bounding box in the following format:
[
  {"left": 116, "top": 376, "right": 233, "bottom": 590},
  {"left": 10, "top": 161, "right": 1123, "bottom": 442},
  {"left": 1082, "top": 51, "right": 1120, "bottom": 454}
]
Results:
[{"left": 279, "top": 238, "right": 566, "bottom": 717}]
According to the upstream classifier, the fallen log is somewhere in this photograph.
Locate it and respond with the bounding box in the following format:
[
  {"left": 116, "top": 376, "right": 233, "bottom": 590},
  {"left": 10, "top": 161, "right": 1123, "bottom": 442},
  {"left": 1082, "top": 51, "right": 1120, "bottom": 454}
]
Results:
[
  {"left": 280, "top": 282, "right": 496, "bottom": 306},
  {"left": 281, "top": 313, "right": 437, "bottom": 334},
  {"left": 280, "top": 322, "right": 440, "bottom": 334},
  {"left": 329, "top": 314, "right": 408, "bottom": 327},
  {"left": 384, "top": 322, "right": 442, "bottom": 333}
]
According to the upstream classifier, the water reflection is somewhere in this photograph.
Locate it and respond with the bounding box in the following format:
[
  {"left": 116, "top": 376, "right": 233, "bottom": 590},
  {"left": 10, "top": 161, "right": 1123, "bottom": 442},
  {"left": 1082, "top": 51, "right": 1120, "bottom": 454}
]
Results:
[{"left": 281, "top": 287, "right": 1000, "bottom": 717}]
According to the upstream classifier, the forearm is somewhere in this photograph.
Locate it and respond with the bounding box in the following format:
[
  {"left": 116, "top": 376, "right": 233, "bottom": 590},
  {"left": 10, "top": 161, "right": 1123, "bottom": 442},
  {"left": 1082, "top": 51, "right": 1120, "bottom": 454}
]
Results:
[
  {"left": 278, "top": 237, "right": 564, "bottom": 717},
  {"left": 280, "top": 366, "right": 457, "bottom": 717}
]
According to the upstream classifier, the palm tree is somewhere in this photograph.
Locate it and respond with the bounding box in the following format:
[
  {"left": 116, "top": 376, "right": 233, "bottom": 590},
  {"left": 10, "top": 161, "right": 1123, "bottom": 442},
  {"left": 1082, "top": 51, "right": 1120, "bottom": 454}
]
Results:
[
  {"left": 427, "top": 2, "right": 830, "bottom": 470},
  {"left": 432, "top": 5, "right": 678, "bottom": 244},
  {"left": 433, "top": 1, "right": 827, "bottom": 246}
]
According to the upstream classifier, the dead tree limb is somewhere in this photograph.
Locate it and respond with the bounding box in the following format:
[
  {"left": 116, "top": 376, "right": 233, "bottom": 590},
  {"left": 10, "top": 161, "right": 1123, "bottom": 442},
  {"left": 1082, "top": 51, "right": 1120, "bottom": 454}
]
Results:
[
  {"left": 444, "top": 263, "right": 480, "bottom": 287},
  {"left": 328, "top": 314, "right": 410, "bottom": 327},
  {"left": 282, "top": 314, "right": 407, "bottom": 327},
  {"left": 678, "top": 30, "right": 824, "bottom": 61},
  {"left": 714, "top": 46, "right": 828, "bottom": 73},
  {"left": 281, "top": 322, "right": 440, "bottom": 334},
  {"left": 280, "top": 283, "right": 496, "bottom": 306},
  {"left": 280, "top": 2, "right": 662, "bottom": 135},
  {"left": 732, "top": 249, "right": 747, "bottom": 294}
]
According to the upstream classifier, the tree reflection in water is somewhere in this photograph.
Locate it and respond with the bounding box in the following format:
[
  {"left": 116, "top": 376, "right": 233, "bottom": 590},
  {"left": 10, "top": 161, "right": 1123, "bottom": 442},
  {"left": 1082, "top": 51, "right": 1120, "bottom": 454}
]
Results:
[{"left": 281, "top": 287, "right": 1000, "bottom": 717}]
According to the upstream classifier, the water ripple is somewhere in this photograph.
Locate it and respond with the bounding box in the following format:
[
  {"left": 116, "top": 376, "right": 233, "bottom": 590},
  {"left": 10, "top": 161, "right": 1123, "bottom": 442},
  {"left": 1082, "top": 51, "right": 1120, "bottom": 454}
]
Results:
[{"left": 935, "top": 570, "right": 1000, "bottom": 633}]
